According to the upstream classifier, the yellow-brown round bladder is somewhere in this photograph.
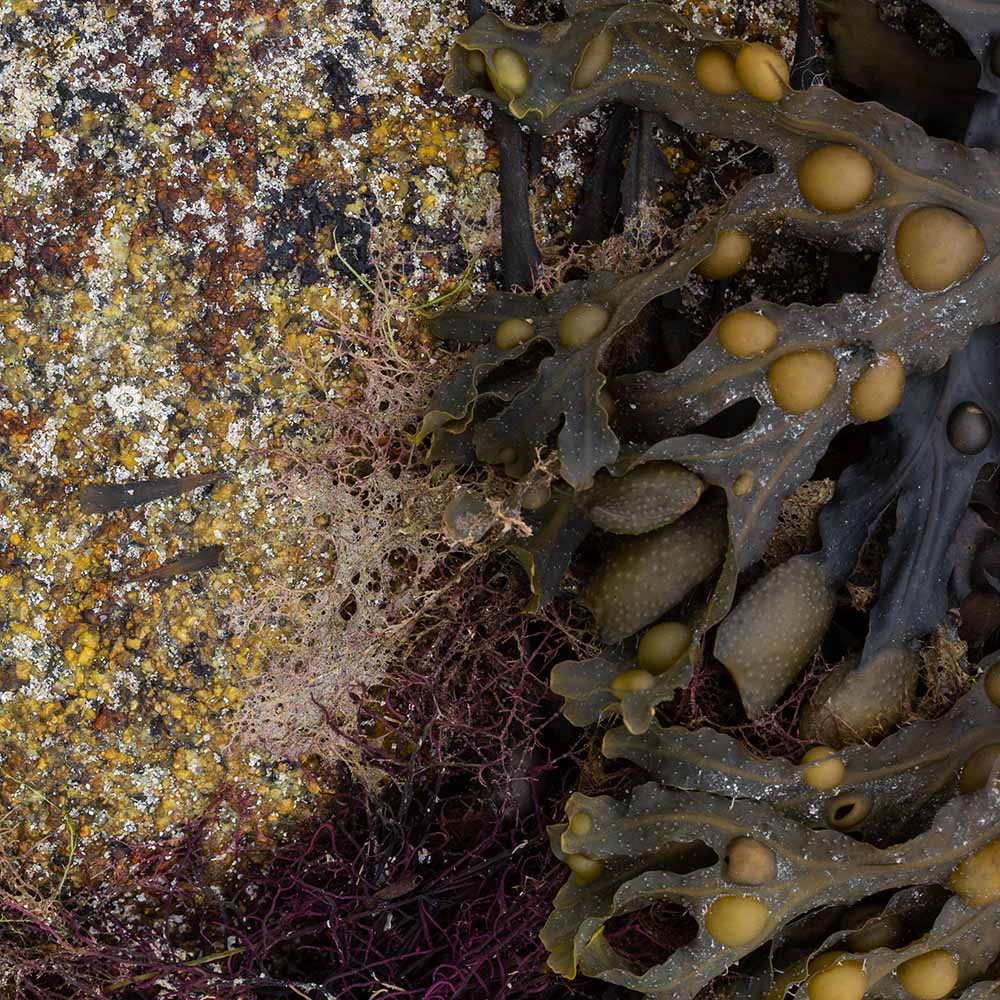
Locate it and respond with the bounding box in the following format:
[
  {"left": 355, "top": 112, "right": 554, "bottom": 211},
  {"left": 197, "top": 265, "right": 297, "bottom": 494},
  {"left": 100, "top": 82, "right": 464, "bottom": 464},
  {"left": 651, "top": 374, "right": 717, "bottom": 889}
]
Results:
[
  {"left": 495, "top": 317, "right": 534, "bottom": 349},
  {"left": 697, "top": 230, "right": 751, "bottom": 280},
  {"left": 987, "top": 661, "right": 1000, "bottom": 706},
  {"left": 824, "top": 791, "right": 871, "bottom": 830},
  {"left": 488, "top": 48, "right": 530, "bottom": 99},
  {"left": 798, "top": 145, "right": 875, "bottom": 213},
  {"left": 716, "top": 311, "right": 778, "bottom": 357},
  {"left": 767, "top": 350, "right": 837, "bottom": 414},
  {"left": 704, "top": 895, "right": 770, "bottom": 946},
  {"left": 466, "top": 50, "right": 487, "bottom": 76},
  {"left": 572, "top": 31, "right": 614, "bottom": 90},
  {"left": 637, "top": 621, "right": 692, "bottom": 673},
  {"left": 559, "top": 303, "right": 610, "bottom": 348},
  {"left": 695, "top": 45, "right": 741, "bottom": 96},
  {"left": 566, "top": 852, "right": 605, "bottom": 885},
  {"left": 950, "top": 837, "right": 1000, "bottom": 905},
  {"left": 895, "top": 950, "right": 959, "bottom": 1000},
  {"left": 800, "top": 746, "right": 845, "bottom": 790},
  {"left": 807, "top": 952, "right": 868, "bottom": 1000},
  {"left": 849, "top": 351, "right": 904, "bottom": 422},
  {"left": 610, "top": 668, "right": 655, "bottom": 698},
  {"left": 735, "top": 42, "right": 789, "bottom": 101},
  {"left": 895, "top": 206, "right": 985, "bottom": 291},
  {"left": 724, "top": 837, "right": 776, "bottom": 886}
]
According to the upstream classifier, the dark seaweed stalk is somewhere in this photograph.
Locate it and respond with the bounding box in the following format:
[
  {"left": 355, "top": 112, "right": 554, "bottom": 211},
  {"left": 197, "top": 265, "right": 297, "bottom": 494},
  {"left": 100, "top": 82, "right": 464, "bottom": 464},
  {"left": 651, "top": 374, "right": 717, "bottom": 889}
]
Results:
[
  {"left": 129, "top": 545, "right": 223, "bottom": 583},
  {"left": 790, "top": 0, "right": 820, "bottom": 90},
  {"left": 620, "top": 111, "right": 673, "bottom": 223},
  {"left": 78, "top": 473, "right": 220, "bottom": 514},
  {"left": 465, "top": 0, "right": 542, "bottom": 290},
  {"left": 569, "top": 103, "right": 633, "bottom": 247},
  {"left": 496, "top": 112, "right": 544, "bottom": 289}
]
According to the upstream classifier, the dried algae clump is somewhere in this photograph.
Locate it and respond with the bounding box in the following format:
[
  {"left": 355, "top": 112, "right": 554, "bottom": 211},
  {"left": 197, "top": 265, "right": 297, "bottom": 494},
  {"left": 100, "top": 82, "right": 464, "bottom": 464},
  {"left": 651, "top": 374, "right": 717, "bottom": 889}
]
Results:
[
  {"left": 767, "top": 350, "right": 838, "bottom": 414},
  {"left": 734, "top": 42, "right": 790, "bottom": 102},
  {"left": 704, "top": 895, "right": 770, "bottom": 947},
  {"left": 586, "top": 499, "right": 727, "bottom": 642},
  {"left": 896, "top": 950, "right": 960, "bottom": 1000},
  {"left": 715, "top": 556, "right": 836, "bottom": 717},
  {"left": 808, "top": 953, "right": 867, "bottom": 1000},
  {"left": 572, "top": 31, "right": 613, "bottom": 91},
  {"left": 801, "top": 746, "right": 846, "bottom": 790},
  {"left": 696, "top": 229, "right": 751, "bottom": 279},
  {"left": 587, "top": 462, "right": 704, "bottom": 535},
  {"left": 849, "top": 351, "right": 905, "bottom": 422},
  {"left": 724, "top": 837, "right": 776, "bottom": 885},
  {"left": 895, "top": 207, "right": 985, "bottom": 292},
  {"left": 716, "top": 311, "right": 779, "bottom": 358},
  {"left": 950, "top": 839, "right": 1000, "bottom": 907},
  {"left": 638, "top": 621, "right": 693, "bottom": 673},
  {"left": 798, "top": 146, "right": 876, "bottom": 214},
  {"left": 695, "top": 45, "right": 741, "bottom": 96}
]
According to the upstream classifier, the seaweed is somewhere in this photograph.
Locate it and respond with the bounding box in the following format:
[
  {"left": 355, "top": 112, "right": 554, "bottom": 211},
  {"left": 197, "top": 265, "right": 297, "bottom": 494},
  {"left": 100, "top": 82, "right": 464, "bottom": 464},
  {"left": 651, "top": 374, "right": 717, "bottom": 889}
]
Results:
[
  {"left": 603, "top": 660, "right": 1000, "bottom": 844},
  {"left": 798, "top": 324, "right": 1000, "bottom": 742},
  {"left": 817, "top": 0, "right": 978, "bottom": 139},
  {"left": 426, "top": 0, "right": 1000, "bottom": 604},
  {"left": 921, "top": 0, "right": 1000, "bottom": 153},
  {"left": 754, "top": 889, "right": 1000, "bottom": 1000},
  {"left": 418, "top": 1, "right": 1000, "bottom": 747},
  {"left": 550, "top": 637, "right": 692, "bottom": 734},
  {"left": 542, "top": 775, "right": 1000, "bottom": 997},
  {"left": 417, "top": 3, "right": 1000, "bottom": 997},
  {"left": 465, "top": 0, "right": 542, "bottom": 290}
]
